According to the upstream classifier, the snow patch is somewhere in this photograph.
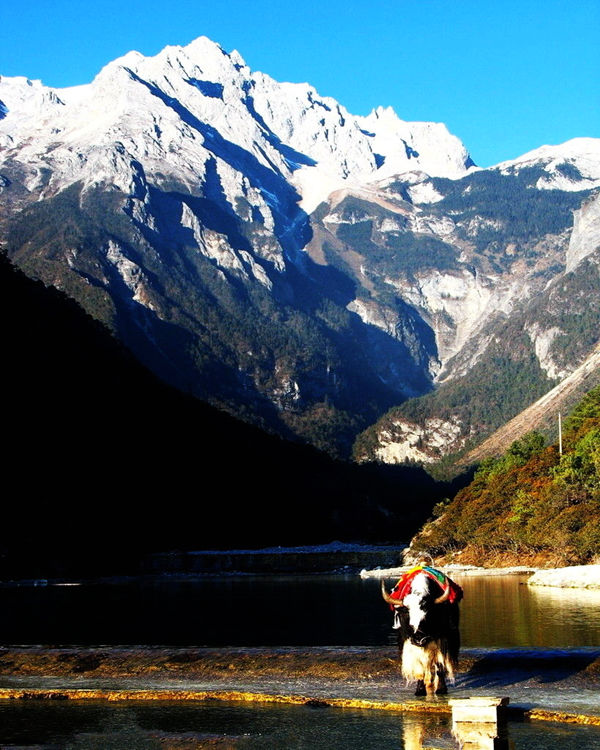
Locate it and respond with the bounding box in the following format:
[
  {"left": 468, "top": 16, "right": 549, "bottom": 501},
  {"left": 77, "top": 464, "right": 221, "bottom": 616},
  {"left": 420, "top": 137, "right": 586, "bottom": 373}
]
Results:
[
  {"left": 494, "top": 138, "right": 600, "bottom": 192},
  {"left": 407, "top": 180, "right": 444, "bottom": 204}
]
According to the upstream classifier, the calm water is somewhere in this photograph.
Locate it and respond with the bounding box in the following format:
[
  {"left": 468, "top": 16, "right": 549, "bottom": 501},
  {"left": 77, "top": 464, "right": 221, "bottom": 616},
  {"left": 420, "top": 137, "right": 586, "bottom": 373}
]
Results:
[
  {"left": 0, "top": 700, "right": 598, "bottom": 749},
  {"left": 1, "top": 574, "right": 599, "bottom": 648},
  {"left": 1, "top": 574, "right": 600, "bottom": 748}
]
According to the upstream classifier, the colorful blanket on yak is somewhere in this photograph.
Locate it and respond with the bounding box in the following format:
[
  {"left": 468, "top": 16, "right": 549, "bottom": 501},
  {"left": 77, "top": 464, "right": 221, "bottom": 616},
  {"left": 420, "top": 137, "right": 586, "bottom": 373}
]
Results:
[{"left": 389, "top": 565, "right": 463, "bottom": 607}]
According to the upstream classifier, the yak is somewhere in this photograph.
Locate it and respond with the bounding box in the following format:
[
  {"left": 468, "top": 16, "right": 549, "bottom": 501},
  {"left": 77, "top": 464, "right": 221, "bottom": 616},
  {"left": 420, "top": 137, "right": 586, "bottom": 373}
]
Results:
[{"left": 381, "top": 566, "right": 462, "bottom": 696}]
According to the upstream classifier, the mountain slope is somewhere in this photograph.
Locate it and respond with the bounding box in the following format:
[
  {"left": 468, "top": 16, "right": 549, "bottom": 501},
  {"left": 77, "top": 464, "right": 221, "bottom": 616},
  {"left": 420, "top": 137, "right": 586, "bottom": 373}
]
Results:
[
  {"left": 408, "top": 383, "right": 600, "bottom": 566},
  {"left": 0, "top": 38, "right": 476, "bottom": 456},
  {"left": 459, "top": 345, "right": 600, "bottom": 465}
]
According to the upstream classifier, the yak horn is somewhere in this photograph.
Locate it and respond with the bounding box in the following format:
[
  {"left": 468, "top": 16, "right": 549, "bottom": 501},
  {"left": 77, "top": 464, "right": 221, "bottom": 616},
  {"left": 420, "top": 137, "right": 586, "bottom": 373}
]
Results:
[
  {"left": 434, "top": 586, "right": 451, "bottom": 604},
  {"left": 381, "top": 579, "right": 401, "bottom": 606}
]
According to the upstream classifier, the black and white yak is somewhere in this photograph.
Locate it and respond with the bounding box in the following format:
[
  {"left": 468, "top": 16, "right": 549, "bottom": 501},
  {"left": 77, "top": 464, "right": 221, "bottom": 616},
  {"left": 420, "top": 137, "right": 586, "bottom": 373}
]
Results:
[{"left": 381, "top": 570, "right": 462, "bottom": 696}]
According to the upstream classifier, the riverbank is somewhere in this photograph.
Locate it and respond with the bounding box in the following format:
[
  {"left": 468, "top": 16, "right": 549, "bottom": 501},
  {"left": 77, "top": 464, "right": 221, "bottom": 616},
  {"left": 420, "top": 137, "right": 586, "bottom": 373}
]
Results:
[
  {"left": 141, "top": 543, "right": 406, "bottom": 576},
  {"left": 0, "top": 646, "right": 599, "bottom": 726}
]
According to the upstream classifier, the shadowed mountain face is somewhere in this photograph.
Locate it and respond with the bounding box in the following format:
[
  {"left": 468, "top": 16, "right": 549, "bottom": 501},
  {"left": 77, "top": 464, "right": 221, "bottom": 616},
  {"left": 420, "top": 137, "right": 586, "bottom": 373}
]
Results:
[
  {"left": 0, "top": 253, "right": 469, "bottom": 578},
  {"left": 1, "top": 37, "right": 599, "bottom": 462}
]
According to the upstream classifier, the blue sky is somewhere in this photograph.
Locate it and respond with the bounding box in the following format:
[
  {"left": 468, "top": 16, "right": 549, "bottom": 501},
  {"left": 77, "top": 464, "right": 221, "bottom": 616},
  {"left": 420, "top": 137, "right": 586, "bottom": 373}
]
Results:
[{"left": 1, "top": 0, "right": 598, "bottom": 166}]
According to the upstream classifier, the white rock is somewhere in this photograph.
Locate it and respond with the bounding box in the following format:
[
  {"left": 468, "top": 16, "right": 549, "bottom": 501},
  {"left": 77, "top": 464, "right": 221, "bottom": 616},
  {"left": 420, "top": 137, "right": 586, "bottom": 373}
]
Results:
[
  {"left": 105, "top": 240, "right": 157, "bottom": 311},
  {"left": 525, "top": 323, "right": 568, "bottom": 380},
  {"left": 374, "top": 416, "right": 465, "bottom": 464},
  {"left": 566, "top": 192, "right": 600, "bottom": 273}
]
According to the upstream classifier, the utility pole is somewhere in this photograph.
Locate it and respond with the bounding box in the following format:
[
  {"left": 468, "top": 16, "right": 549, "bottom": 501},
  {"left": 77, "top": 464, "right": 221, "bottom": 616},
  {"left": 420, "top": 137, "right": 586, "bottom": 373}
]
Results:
[{"left": 558, "top": 412, "right": 563, "bottom": 456}]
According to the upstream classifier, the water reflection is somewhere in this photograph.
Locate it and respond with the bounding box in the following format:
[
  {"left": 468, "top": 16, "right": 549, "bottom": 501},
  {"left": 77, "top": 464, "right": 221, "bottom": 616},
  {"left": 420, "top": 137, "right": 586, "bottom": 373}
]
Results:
[
  {"left": 0, "top": 700, "right": 596, "bottom": 749},
  {"left": 527, "top": 584, "right": 600, "bottom": 641},
  {"left": 453, "top": 575, "right": 600, "bottom": 648}
]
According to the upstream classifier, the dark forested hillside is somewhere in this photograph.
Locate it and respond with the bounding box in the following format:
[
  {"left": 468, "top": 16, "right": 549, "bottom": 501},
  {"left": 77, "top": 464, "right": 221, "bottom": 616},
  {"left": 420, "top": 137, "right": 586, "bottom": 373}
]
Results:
[{"left": 0, "top": 253, "right": 463, "bottom": 579}]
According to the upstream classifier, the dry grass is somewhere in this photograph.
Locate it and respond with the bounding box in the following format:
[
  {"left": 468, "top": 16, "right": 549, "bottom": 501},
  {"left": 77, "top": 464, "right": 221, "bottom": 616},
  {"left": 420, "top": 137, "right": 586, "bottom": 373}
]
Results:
[{"left": 0, "top": 646, "right": 402, "bottom": 681}]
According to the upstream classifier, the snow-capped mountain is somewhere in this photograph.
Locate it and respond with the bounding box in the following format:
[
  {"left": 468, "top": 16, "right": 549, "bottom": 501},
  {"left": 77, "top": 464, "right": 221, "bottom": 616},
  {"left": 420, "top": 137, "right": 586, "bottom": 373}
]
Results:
[
  {"left": 0, "top": 36, "right": 474, "bottom": 212},
  {"left": 1, "top": 36, "right": 599, "bottom": 460}
]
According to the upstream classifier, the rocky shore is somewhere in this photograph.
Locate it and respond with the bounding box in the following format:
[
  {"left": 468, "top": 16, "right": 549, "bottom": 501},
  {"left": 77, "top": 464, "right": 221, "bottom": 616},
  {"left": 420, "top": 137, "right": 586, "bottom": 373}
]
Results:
[
  {"left": 527, "top": 564, "right": 600, "bottom": 589},
  {"left": 0, "top": 645, "right": 599, "bottom": 726}
]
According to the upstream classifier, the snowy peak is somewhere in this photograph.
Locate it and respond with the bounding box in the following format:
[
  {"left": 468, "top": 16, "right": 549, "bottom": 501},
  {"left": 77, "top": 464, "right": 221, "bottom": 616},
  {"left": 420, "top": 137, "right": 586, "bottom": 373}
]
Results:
[
  {"left": 95, "top": 36, "right": 245, "bottom": 86},
  {"left": 358, "top": 105, "right": 475, "bottom": 181},
  {"left": 0, "top": 36, "right": 476, "bottom": 212},
  {"left": 0, "top": 76, "right": 65, "bottom": 130},
  {"left": 495, "top": 137, "right": 600, "bottom": 168},
  {"left": 493, "top": 138, "right": 600, "bottom": 192}
]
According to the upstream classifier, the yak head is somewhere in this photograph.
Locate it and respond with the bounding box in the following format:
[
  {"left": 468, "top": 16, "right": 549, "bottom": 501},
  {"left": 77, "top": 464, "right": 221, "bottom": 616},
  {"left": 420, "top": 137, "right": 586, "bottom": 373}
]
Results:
[
  {"left": 381, "top": 572, "right": 450, "bottom": 646},
  {"left": 403, "top": 572, "right": 445, "bottom": 645}
]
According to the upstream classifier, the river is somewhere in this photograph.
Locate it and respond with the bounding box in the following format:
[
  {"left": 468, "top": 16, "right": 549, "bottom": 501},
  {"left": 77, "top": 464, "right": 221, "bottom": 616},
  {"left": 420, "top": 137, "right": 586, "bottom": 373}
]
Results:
[{"left": 2, "top": 573, "right": 600, "bottom": 648}]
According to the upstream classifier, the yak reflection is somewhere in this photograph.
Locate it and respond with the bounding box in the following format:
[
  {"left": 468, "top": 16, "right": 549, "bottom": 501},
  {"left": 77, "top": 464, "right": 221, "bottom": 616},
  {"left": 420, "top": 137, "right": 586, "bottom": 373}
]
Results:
[{"left": 402, "top": 721, "right": 426, "bottom": 750}]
